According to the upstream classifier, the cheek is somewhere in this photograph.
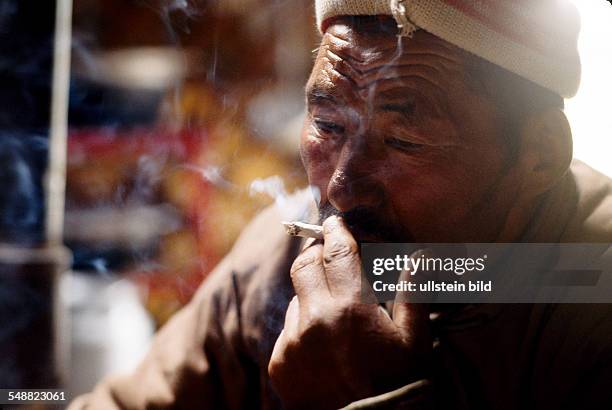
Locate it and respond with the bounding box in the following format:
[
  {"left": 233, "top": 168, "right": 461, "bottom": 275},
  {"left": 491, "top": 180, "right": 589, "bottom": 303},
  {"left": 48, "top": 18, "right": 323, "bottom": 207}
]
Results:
[
  {"left": 300, "top": 130, "right": 336, "bottom": 198},
  {"left": 384, "top": 149, "right": 499, "bottom": 235}
]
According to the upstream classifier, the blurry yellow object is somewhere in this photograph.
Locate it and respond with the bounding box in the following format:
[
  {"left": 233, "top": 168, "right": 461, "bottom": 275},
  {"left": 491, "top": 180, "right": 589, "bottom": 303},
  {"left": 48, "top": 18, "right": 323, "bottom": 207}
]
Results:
[{"left": 159, "top": 230, "right": 200, "bottom": 275}]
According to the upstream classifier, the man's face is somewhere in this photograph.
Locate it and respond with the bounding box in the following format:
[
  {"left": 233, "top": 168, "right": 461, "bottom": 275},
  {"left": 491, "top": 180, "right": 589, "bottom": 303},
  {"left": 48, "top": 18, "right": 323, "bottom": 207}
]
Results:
[{"left": 301, "top": 17, "right": 524, "bottom": 243}]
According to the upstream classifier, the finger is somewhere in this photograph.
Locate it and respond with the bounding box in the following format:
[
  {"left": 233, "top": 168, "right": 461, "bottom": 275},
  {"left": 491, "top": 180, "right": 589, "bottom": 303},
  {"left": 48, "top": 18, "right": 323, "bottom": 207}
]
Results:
[
  {"left": 269, "top": 329, "right": 286, "bottom": 380},
  {"left": 392, "top": 270, "right": 429, "bottom": 329},
  {"left": 392, "top": 300, "right": 430, "bottom": 351},
  {"left": 302, "top": 236, "right": 319, "bottom": 251},
  {"left": 270, "top": 296, "right": 301, "bottom": 371},
  {"left": 392, "top": 248, "right": 431, "bottom": 307},
  {"left": 392, "top": 250, "right": 431, "bottom": 338},
  {"left": 290, "top": 243, "right": 330, "bottom": 304},
  {"left": 282, "top": 296, "right": 300, "bottom": 338},
  {"left": 321, "top": 216, "right": 362, "bottom": 297}
]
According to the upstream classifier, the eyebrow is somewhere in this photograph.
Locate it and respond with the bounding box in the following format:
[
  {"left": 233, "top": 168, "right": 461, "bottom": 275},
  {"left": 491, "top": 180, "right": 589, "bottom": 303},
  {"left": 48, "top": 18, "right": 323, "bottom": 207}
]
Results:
[
  {"left": 378, "top": 100, "right": 416, "bottom": 116},
  {"left": 306, "top": 86, "right": 339, "bottom": 106},
  {"left": 376, "top": 86, "right": 444, "bottom": 117},
  {"left": 373, "top": 88, "right": 417, "bottom": 116},
  {"left": 306, "top": 82, "right": 444, "bottom": 119}
]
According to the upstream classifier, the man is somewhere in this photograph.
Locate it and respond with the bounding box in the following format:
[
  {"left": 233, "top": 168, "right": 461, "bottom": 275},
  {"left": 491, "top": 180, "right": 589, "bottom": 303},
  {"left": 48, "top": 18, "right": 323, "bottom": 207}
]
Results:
[{"left": 71, "top": 1, "right": 612, "bottom": 409}]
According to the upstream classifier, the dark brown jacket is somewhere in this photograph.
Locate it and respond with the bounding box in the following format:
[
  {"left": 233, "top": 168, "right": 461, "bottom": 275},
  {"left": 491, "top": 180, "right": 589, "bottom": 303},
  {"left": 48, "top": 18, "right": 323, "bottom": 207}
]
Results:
[{"left": 70, "top": 161, "right": 612, "bottom": 409}]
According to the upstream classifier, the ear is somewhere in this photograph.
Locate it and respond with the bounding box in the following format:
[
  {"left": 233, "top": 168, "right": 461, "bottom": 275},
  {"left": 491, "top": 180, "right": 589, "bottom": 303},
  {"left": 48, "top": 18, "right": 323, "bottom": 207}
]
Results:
[{"left": 517, "top": 108, "right": 573, "bottom": 198}]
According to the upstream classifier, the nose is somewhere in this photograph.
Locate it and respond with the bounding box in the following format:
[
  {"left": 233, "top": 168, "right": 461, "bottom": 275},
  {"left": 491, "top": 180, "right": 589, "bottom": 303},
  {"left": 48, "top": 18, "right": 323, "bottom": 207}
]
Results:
[{"left": 326, "top": 141, "right": 385, "bottom": 212}]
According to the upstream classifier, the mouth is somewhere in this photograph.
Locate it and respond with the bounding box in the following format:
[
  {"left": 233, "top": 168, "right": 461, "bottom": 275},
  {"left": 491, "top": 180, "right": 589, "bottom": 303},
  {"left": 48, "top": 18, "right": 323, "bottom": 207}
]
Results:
[
  {"left": 318, "top": 203, "right": 413, "bottom": 243},
  {"left": 346, "top": 225, "right": 391, "bottom": 244}
]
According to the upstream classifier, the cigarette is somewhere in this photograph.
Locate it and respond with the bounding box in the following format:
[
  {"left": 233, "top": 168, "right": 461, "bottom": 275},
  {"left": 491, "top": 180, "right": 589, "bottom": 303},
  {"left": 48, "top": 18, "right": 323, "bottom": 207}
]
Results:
[{"left": 282, "top": 221, "right": 323, "bottom": 239}]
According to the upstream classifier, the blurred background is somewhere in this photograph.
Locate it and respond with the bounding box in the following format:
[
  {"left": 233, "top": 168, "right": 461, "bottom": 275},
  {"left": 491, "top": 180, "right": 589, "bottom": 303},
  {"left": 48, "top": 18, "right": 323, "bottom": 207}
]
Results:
[{"left": 0, "top": 0, "right": 610, "bottom": 402}]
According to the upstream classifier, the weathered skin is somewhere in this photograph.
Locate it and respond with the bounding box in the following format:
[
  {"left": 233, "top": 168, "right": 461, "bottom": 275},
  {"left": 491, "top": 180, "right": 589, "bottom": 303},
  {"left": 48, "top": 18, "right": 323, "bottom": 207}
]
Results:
[
  {"left": 301, "top": 17, "right": 570, "bottom": 244},
  {"left": 269, "top": 16, "right": 573, "bottom": 409},
  {"left": 68, "top": 15, "right": 593, "bottom": 410}
]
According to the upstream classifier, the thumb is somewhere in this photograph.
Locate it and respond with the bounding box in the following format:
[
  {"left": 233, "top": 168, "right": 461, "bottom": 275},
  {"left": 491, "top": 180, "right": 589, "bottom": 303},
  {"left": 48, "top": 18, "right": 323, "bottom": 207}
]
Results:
[{"left": 392, "top": 249, "right": 431, "bottom": 337}]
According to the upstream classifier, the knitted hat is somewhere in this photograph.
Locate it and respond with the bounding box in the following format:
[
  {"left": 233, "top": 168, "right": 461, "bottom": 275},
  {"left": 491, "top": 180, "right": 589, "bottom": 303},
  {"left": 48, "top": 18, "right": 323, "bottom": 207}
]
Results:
[{"left": 315, "top": 0, "right": 581, "bottom": 98}]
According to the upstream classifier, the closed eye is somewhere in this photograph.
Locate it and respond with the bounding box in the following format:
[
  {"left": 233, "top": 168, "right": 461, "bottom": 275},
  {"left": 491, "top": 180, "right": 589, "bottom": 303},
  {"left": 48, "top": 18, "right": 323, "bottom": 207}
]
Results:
[
  {"left": 384, "top": 137, "right": 424, "bottom": 152},
  {"left": 314, "top": 119, "right": 345, "bottom": 135}
]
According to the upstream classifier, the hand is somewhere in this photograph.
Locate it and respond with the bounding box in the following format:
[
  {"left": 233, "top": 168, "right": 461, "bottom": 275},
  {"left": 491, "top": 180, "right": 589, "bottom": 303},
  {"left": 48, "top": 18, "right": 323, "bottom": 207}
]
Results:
[{"left": 268, "top": 216, "right": 431, "bottom": 410}]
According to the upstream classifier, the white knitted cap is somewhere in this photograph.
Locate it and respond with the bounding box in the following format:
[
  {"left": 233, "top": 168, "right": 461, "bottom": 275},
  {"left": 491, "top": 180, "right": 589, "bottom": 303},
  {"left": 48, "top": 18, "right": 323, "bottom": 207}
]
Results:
[{"left": 315, "top": 0, "right": 581, "bottom": 98}]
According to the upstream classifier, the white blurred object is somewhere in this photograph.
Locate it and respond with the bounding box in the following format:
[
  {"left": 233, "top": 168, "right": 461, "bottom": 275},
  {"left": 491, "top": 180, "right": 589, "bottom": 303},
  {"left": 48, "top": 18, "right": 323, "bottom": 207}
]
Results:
[
  {"left": 246, "top": 86, "right": 305, "bottom": 155},
  {"left": 84, "top": 47, "right": 188, "bottom": 91},
  {"left": 566, "top": 0, "right": 612, "bottom": 177},
  {"left": 63, "top": 272, "right": 154, "bottom": 396},
  {"left": 64, "top": 204, "right": 182, "bottom": 247}
]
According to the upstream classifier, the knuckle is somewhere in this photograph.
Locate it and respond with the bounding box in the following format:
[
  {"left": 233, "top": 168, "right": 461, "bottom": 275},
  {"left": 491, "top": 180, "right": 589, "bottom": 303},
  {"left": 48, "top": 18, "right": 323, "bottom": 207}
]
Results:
[
  {"left": 300, "top": 303, "right": 334, "bottom": 337},
  {"left": 290, "top": 250, "right": 322, "bottom": 278},
  {"left": 324, "top": 238, "right": 358, "bottom": 263},
  {"left": 302, "top": 300, "right": 360, "bottom": 336}
]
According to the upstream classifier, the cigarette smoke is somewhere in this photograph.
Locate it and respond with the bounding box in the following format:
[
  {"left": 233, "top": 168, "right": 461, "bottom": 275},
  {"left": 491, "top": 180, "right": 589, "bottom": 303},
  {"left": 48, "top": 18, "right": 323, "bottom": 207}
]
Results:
[
  {"left": 181, "top": 164, "right": 236, "bottom": 191},
  {"left": 249, "top": 176, "right": 319, "bottom": 222}
]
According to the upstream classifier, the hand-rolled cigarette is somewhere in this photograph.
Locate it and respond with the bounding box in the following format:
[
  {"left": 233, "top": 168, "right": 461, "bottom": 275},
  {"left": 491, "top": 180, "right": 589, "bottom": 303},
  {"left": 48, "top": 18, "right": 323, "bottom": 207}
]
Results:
[{"left": 282, "top": 221, "right": 323, "bottom": 239}]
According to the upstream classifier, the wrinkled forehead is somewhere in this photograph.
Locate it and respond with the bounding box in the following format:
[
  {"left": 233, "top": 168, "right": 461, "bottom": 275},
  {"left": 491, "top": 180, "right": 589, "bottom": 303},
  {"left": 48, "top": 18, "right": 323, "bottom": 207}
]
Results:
[
  {"left": 317, "top": 16, "right": 472, "bottom": 67},
  {"left": 322, "top": 16, "right": 398, "bottom": 51},
  {"left": 308, "top": 16, "right": 481, "bottom": 102}
]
